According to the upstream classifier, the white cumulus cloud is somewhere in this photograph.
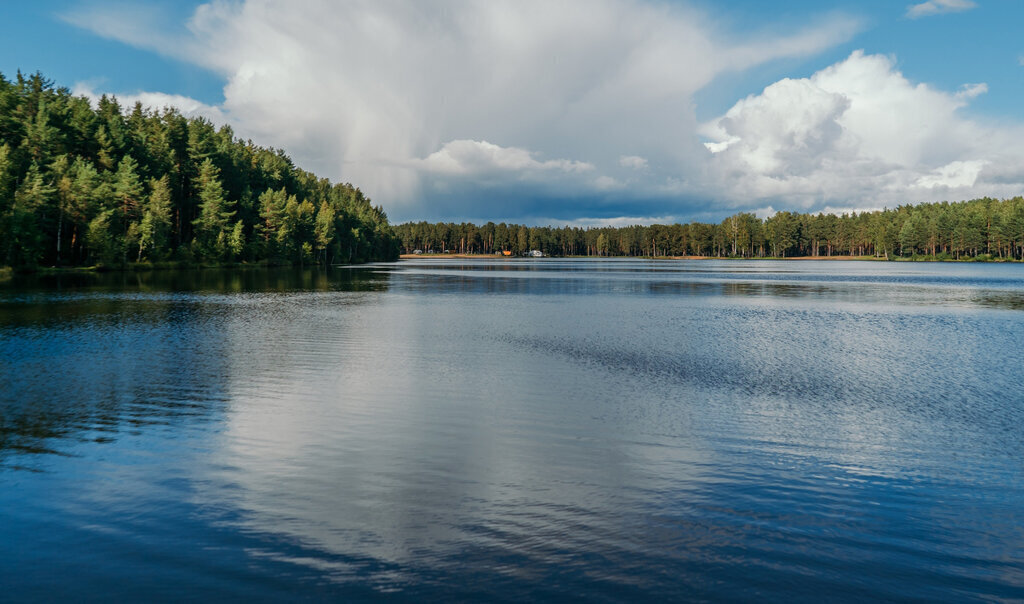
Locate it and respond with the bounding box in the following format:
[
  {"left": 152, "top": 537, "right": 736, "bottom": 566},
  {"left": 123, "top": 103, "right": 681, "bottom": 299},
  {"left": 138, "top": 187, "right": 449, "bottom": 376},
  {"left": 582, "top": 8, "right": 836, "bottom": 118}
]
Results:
[
  {"left": 702, "top": 50, "right": 1024, "bottom": 209},
  {"left": 955, "top": 83, "right": 988, "bottom": 100},
  {"left": 417, "top": 140, "right": 593, "bottom": 176},
  {"left": 72, "top": 83, "right": 227, "bottom": 122},
  {"left": 914, "top": 160, "right": 987, "bottom": 189},
  {"left": 906, "top": 0, "right": 977, "bottom": 19}
]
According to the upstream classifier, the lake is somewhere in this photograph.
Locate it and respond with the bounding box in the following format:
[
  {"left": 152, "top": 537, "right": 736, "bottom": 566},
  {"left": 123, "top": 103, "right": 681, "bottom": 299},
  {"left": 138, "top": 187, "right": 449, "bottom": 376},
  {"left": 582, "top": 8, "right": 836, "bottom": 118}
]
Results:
[{"left": 2, "top": 258, "right": 1023, "bottom": 601}]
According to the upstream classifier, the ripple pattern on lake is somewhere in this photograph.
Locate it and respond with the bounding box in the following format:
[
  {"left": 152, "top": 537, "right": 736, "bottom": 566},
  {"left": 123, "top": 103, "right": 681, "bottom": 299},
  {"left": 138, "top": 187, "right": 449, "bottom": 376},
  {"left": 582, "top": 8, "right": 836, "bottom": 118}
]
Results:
[{"left": 2, "top": 261, "right": 1024, "bottom": 601}]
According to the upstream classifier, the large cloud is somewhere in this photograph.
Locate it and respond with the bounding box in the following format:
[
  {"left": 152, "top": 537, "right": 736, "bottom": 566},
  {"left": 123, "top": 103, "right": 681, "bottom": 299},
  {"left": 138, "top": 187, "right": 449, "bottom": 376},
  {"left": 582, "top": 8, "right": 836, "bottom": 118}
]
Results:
[
  {"left": 63, "top": 0, "right": 861, "bottom": 222},
  {"left": 701, "top": 50, "right": 1024, "bottom": 211}
]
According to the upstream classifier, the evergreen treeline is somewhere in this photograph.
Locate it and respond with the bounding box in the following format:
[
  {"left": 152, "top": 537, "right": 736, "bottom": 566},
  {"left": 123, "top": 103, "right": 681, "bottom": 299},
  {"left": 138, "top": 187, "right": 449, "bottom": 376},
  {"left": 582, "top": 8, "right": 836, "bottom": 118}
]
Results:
[
  {"left": 398, "top": 198, "right": 1024, "bottom": 260},
  {"left": 0, "top": 72, "right": 399, "bottom": 269}
]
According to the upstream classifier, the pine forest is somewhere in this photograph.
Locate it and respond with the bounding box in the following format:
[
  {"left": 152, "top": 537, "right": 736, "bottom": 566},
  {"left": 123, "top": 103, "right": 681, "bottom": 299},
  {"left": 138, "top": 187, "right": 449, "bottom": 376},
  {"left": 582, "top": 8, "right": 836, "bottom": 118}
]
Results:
[{"left": 0, "top": 72, "right": 400, "bottom": 270}]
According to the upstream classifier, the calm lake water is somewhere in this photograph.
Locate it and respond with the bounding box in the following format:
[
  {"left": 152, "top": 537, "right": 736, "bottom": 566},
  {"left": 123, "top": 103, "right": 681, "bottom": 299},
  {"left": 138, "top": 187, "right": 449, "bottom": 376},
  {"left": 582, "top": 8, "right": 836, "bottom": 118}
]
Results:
[{"left": 2, "top": 259, "right": 1023, "bottom": 601}]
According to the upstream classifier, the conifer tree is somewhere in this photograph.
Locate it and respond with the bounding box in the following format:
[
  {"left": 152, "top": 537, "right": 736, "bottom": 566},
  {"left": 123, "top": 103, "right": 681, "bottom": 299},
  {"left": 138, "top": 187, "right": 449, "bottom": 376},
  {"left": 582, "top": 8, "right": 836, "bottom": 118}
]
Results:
[
  {"left": 113, "top": 155, "right": 145, "bottom": 262},
  {"left": 256, "top": 187, "right": 289, "bottom": 259},
  {"left": 0, "top": 143, "right": 14, "bottom": 213},
  {"left": 23, "top": 102, "right": 58, "bottom": 163},
  {"left": 228, "top": 219, "right": 245, "bottom": 259},
  {"left": 94, "top": 124, "right": 117, "bottom": 171},
  {"left": 314, "top": 201, "right": 336, "bottom": 265},
  {"left": 138, "top": 175, "right": 172, "bottom": 261},
  {"left": 87, "top": 210, "right": 116, "bottom": 265},
  {"left": 193, "top": 158, "right": 235, "bottom": 259},
  {"left": 8, "top": 163, "right": 55, "bottom": 265}
]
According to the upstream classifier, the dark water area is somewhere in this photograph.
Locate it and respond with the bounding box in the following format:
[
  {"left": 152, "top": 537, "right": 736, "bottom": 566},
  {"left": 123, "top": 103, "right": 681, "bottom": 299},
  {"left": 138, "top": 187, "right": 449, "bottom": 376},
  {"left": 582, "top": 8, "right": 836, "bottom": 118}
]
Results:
[{"left": 2, "top": 259, "right": 1023, "bottom": 601}]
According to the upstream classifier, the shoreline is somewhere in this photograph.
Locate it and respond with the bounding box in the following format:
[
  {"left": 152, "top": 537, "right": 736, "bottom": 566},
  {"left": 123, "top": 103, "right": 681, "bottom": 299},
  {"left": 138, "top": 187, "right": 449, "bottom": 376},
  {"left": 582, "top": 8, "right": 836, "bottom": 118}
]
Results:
[
  {"left": 0, "top": 260, "right": 369, "bottom": 277},
  {"left": 6, "top": 254, "right": 1015, "bottom": 277},
  {"left": 398, "top": 254, "right": 1013, "bottom": 262}
]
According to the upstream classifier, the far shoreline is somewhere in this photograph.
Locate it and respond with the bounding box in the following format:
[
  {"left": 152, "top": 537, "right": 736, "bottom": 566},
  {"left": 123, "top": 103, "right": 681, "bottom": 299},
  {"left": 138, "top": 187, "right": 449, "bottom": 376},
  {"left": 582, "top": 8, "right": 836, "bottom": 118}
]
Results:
[
  {"left": 3, "top": 255, "right": 1016, "bottom": 279},
  {"left": 398, "top": 254, "right": 1013, "bottom": 262}
]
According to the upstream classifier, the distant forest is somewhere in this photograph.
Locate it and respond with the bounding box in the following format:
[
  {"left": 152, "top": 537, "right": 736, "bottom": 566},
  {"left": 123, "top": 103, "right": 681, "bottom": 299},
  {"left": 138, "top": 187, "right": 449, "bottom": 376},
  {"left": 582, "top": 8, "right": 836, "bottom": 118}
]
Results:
[
  {"left": 398, "top": 197, "right": 1024, "bottom": 260},
  {"left": 0, "top": 71, "right": 399, "bottom": 269}
]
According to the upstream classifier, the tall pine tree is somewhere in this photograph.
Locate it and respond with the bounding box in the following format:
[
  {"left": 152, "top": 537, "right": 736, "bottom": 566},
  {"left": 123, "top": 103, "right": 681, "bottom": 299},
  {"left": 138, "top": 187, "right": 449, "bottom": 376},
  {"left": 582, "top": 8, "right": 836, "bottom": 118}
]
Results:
[{"left": 193, "top": 158, "right": 235, "bottom": 260}]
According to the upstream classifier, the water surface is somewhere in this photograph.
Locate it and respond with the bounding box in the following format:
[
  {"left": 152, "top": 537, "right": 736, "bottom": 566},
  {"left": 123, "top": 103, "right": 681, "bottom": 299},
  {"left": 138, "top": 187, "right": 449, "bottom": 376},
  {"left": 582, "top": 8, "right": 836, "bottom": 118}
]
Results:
[{"left": 2, "top": 259, "right": 1023, "bottom": 601}]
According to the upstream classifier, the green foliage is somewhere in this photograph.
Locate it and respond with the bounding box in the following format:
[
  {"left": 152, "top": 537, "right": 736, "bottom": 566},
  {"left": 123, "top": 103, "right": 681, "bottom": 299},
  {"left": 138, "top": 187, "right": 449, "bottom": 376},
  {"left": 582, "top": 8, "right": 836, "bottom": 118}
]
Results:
[
  {"left": 314, "top": 201, "right": 335, "bottom": 263},
  {"left": 0, "top": 143, "right": 15, "bottom": 212},
  {"left": 138, "top": 175, "right": 172, "bottom": 261},
  {"left": 909, "top": 214, "right": 930, "bottom": 254},
  {"left": 396, "top": 197, "right": 1024, "bottom": 261},
  {"left": 87, "top": 211, "right": 116, "bottom": 265},
  {"left": 228, "top": 220, "right": 245, "bottom": 259},
  {"left": 6, "top": 162, "right": 53, "bottom": 266},
  {"left": 193, "top": 158, "right": 235, "bottom": 259},
  {"left": 0, "top": 70, "right": 399, "bottom": 269}
]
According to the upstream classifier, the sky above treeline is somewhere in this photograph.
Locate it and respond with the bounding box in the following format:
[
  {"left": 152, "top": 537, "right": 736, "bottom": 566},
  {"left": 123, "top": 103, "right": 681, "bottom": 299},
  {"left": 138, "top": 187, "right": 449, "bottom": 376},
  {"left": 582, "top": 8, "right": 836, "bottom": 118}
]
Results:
[{"left": 3, "top": 0, "right": 1024, "bottom": 226}]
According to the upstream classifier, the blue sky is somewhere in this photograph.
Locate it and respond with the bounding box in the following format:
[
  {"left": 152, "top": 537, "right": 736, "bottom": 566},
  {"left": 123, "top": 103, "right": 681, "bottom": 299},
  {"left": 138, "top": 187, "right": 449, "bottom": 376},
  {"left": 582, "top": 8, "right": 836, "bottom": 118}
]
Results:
[
  {"left": 1, "top": 1, "right": 221, "bottom": 103},
  {"left": 692, "top": 0, "right": 1024, "bottom": 119},
  {"left": 3, "top": 0, "right": 1023, "bottom": 224}
]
